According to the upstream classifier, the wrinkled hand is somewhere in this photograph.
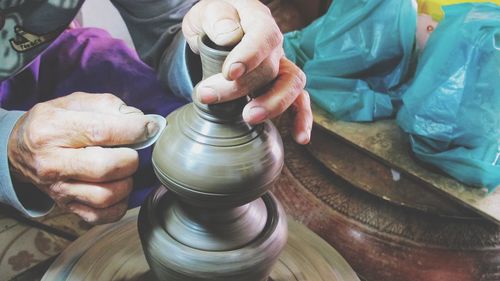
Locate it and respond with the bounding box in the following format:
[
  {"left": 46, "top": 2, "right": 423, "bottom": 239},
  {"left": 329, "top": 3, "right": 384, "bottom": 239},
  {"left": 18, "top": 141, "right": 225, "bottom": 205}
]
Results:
[
  {"left": 7, "top": 93, "right": 159, "bottom": 224},
  {"left": 183, "top": 0, "right": 312, "bottom": 144}
]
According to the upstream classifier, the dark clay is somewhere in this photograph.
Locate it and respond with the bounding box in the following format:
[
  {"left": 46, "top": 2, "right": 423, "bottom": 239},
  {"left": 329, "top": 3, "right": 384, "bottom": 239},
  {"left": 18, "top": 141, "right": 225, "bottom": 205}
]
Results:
[{"left": 138, "top": 35, "right": 288, "bottom": 281}]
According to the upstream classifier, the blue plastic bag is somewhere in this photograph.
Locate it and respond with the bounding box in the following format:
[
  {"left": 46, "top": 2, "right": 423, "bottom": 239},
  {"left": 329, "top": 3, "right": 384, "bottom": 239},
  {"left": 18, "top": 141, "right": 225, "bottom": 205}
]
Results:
[
  {"left": 284, "top": 0, "right": 417, "bottom": 121},
  {"left": 397, "top": 4, "right": 500, "bottom": 190}
]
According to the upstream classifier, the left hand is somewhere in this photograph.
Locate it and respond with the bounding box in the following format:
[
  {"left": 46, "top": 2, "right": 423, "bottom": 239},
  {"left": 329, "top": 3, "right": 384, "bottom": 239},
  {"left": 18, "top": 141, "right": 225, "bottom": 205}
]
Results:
[{"left": 182, "top": 0, "right": 312, "bottom": 144}]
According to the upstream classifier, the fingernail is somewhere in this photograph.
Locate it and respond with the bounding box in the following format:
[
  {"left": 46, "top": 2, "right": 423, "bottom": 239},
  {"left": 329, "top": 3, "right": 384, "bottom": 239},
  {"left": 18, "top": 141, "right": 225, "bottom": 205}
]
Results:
[
  {"left": 197, "top": 87, "right": 219, "bottom": 104},
  {"left": 119, "top": 104, "right": 143, "bottom": 115},
  {"left": 214, "top": 19, "right": 240, "bottom": 37},
  {"left": 147, "top": 120, "right": 160, "bottom": 138},
  {"left": 229, "top": 62, "right": 246, "bottom": 80},
  {"left": 248, "top": 106, "right": 268, "bottom": 123},
  {"left": 296, "top": 132, "right": 310, "bottom": 144}
]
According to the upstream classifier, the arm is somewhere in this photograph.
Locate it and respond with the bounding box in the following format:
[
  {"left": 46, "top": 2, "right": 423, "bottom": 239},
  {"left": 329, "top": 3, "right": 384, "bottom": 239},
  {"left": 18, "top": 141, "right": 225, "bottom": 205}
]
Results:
[
  {"left": 110, "top": 0, "right": 197, "bottom": 69},
  {"left": 0, "top": 109, "right": 54, "bottom": 217},
  {"left": 110, "top": 0, "right": 199, "bottom": 100}
]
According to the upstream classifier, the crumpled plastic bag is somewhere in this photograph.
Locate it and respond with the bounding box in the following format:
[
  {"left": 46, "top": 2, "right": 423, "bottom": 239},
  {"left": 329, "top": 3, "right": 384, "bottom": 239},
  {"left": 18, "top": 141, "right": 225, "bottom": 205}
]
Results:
[
  {"left": 397, "top": 4, "right": 500, "bottom": 190},
  {"left": 283, "top": 0, "right": 417, "bottom": 121}
]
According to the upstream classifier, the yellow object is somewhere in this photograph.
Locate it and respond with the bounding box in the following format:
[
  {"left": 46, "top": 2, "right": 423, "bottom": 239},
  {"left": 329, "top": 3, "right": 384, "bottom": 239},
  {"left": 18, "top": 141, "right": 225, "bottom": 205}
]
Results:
[{"left": 418, "top": 0, "right": 500, "bottom": 21}]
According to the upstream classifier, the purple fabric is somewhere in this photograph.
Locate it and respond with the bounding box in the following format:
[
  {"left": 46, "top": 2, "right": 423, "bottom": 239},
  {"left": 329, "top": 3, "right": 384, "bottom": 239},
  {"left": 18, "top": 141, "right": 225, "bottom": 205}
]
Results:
[{"left": 0, "top": 28, "right": 186, "bottom": 208}]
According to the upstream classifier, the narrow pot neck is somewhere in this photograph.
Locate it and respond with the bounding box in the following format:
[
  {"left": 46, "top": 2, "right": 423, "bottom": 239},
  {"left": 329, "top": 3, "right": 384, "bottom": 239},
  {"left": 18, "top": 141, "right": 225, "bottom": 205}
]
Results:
[{"left": 193, "top": 35, "right": 248, "bottom": 121}]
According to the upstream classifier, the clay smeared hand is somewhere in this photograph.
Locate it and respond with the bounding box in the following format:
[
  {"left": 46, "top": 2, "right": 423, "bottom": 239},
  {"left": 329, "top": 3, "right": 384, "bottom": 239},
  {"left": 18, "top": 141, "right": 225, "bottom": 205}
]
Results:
[
  {"left": 7, "top": 93, "right": 160, "bottom": 224},
  {"left": 182, "top": 0, "right": 312, "bottom": 144}
]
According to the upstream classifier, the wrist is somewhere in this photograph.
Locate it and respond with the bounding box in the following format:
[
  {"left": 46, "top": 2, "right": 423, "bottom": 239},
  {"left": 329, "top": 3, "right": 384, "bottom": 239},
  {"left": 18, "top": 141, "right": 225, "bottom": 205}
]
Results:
[{"left": 7, "top": 113, "right": 28, "bottom": 183}]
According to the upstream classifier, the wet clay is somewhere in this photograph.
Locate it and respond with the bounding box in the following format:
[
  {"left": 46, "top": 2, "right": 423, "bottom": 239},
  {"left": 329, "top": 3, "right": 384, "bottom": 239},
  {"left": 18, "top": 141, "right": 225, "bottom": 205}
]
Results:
[
  {"left": 41, "top": 208, "right": 359, "bottom": 281},
  {"left": 139, "top": 36, "right": 287, "bottom": 281}
]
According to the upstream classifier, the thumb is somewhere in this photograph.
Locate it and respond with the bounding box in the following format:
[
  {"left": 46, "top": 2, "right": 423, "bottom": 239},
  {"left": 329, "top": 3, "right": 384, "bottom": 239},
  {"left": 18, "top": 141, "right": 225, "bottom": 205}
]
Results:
[
  {"left": 205, "top": 0, "right": 244, "bottom": 47},
  {"left": 183, "top": 0, "right": 244, "bottom": 52}
]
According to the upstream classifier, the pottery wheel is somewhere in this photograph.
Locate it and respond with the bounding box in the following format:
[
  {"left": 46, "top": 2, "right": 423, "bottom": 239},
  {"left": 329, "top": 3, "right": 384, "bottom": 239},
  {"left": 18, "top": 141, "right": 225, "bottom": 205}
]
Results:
[{"left": 42, "top": 208, "right": 359, "bottom": 281}]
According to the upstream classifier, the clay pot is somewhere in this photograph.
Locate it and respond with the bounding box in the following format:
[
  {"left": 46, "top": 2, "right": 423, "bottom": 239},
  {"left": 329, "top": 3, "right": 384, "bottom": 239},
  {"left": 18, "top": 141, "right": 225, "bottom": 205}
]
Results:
[
  {"left": 139, "top": 36, "right": 288, "bottom": 281},
  {"left": 151, "top": 36, "right": 284, "bottom": 208},
  {"left": 139, "top": 188, "right": 287, "bottom": 281}
]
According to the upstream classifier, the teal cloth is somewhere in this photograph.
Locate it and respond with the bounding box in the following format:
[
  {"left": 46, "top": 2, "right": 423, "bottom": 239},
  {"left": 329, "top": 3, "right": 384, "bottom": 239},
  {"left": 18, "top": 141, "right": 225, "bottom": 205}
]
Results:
[
  {"left": 284, "top": 0, "right": 417, "bottom": 121},
  {"left": 397, "top": 4, "right": 500, "bottom": 191}
]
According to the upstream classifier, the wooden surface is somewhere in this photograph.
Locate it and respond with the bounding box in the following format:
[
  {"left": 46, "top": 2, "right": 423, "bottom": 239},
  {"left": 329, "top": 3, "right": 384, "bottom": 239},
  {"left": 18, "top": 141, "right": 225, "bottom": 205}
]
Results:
[
  {"left": 308, "top": 125, "right": 476, "bottom": 218},
  {"left": 42, "top": 208, "right": 359, "bottom": 281},
  {"left": 312, "top": 104, "right": 500, "bottom": 224}
]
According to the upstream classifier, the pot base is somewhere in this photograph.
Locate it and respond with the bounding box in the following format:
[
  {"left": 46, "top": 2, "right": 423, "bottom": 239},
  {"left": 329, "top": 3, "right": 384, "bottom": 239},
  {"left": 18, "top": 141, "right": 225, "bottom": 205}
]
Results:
[{"left": 41, "top": 208, "right": 359, "bottom": 281}]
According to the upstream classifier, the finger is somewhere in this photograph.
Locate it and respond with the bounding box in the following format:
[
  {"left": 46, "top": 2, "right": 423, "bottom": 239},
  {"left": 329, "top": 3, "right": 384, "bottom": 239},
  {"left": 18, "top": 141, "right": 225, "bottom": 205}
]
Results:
[
  {"left": 50, "top": 110, "right": 158, "bottom": 147},
  {"left": 48, "top": 92, "right": 144, "bottom": 115},
  {"left": 196, "top": 55, "right": 278, "bottom": 104},
  {"left": 49, "top": 178, "right": 133, "bottom": 209},
  {"left": 292, "top": 91, "right": 313, "bottom": 145},
  {"left": 242, "top": 57, "right": 306, "bottom": 124},
  {"left": 222, "top": 1, "right": 283, "bottom": 80},
  {"left": 202, "top": 0, "right": 243, "bottom": 47},
  {"left": 183, "top": 1, "right": 243, "bottom": 53},
  {"left": 182, "top": 1, "right": 205, "bottom": 54},
  {"left": 42, "top": 147, "right": 139, "bottom": 183},
  {"left": 66, "top": 199, "right": 128, "bottom": 224}
]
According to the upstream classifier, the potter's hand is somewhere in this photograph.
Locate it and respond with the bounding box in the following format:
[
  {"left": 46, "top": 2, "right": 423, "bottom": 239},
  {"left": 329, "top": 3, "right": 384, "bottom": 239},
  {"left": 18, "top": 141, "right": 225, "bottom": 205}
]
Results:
[
  {"left": 183, "top": 0, "right": 312, "bottom": 144},
  {"left": 7, "top": 93, "right": 159, "bottom": 224}
]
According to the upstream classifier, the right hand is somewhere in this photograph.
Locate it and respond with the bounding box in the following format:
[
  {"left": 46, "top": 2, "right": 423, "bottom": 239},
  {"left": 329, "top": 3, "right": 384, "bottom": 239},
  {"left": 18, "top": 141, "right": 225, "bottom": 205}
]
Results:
[
  {"left": 7, "top": 93, "right": 159, "bottom": 224},
  {"left": 183, "top": 0, "right": 312, "bottom": 145}
]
